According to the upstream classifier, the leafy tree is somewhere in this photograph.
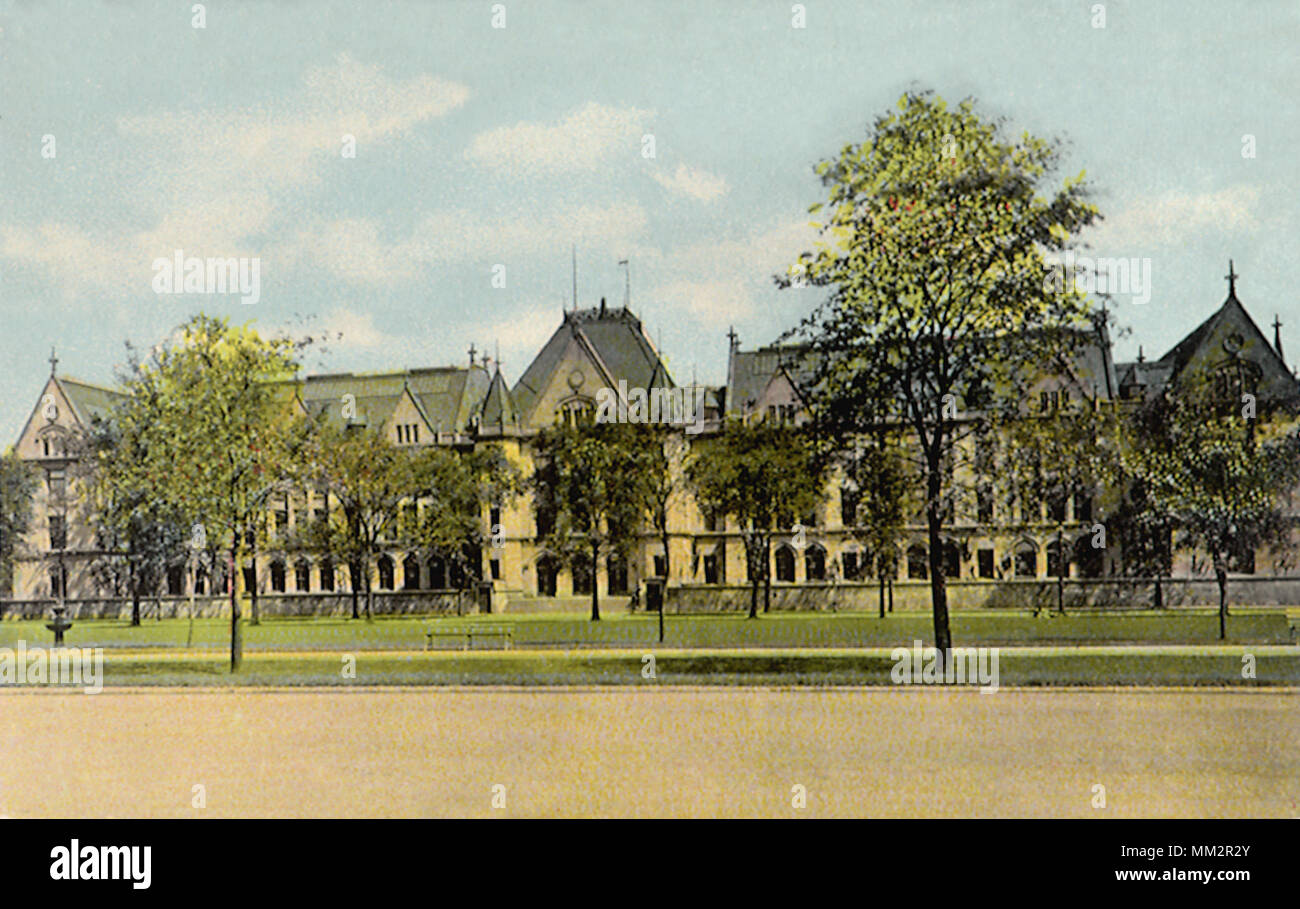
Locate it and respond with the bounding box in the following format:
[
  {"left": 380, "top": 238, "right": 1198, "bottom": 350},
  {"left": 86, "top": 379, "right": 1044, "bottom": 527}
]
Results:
[
  {"left": 297, "top": 424, "right": 521, "bottom": 619},
  {"left": 783, "top": 90, "right": 1100, "bottom": 655},
  {"left": 1002, "top": 391, "right": 1116, "bottom": 612},
  {"left": 110, "top": 315, "right": 307, "bottom": 670},
  {"left": 0, "top": 448, "right": 37, "bottom": 598},
  {"left": 74, "top": 419, "right": 186, "bottom": 625},
  {"left": 532, "top": 419, "right": 649, "bottom": 621},
  {"left": 297, "top": 423, "right": 420, "bottom": 621},
  {"left": 840, "top": 432, "right": 913, "bottom": 617},
  {"left": 687, "top": 419, "right": 827, "bottom": 619},
  {"left": 1117, "top": 371, "right": 1300, "bottom": 637}
]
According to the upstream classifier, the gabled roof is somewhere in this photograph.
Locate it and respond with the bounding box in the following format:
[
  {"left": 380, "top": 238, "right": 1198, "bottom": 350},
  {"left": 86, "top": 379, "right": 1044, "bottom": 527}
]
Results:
[
  {"left": 512, "top": 304, "right": 674, "bottom": 425},
  {"left": 479, "top": 367, "right": 520, "bottom": 433},
  {"left": 1144, "top": 288, "right": 1297, "bottom": 401},
  {"left": 726, "top": 344, "right": 821, "bottom": 416},
  {"left": 297, "top": 366, "right": 491, "bottom": 436},
  {"left": 55, "top": 376, "right": 128, "bottom": 427}
]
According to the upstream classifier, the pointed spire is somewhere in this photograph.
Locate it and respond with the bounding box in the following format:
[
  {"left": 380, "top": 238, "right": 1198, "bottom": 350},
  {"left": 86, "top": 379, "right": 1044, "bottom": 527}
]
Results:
[
  {"left": 1225, "top": 260, "right": 1239, "bottom": 300},
  {"left": 1274, "top": 314, "right": 1285, "bottom": 365}
]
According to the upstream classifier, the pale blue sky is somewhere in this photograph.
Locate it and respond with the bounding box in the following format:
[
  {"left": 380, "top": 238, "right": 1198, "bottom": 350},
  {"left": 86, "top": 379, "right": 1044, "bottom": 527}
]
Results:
[{"left": 2, "top": 0, "right": 1297, "bottom": 442}]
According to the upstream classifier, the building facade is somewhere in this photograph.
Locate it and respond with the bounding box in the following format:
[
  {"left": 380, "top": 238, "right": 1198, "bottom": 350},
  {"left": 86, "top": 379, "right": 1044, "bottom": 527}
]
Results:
[{"left": 10, "top": 274, "right": 1299, "bottom": 610}]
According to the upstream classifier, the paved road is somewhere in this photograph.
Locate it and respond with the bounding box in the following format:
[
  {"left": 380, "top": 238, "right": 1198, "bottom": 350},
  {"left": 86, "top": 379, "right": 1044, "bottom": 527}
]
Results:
[{"left": 1, "top": 687, "right": 1295, "bottom": 817}]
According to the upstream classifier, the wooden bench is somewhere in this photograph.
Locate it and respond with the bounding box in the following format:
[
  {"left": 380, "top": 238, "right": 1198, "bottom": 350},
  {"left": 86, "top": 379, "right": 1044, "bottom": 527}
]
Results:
[{"left": 425, "top": 624, "right": 513, "bottom": 651}]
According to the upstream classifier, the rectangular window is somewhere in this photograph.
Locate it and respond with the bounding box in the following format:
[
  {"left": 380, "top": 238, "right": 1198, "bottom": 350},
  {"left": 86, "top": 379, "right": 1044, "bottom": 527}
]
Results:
[
  {"left": 976, "top": 486, "right": 994, "bottom": 524},
  {"left": 490, "top": 558, "right": 501, "bottom": 581},
  {"left": 977, "top": 549, "right": 995, "bottom": 579},
  {"left": 49, "top": 515, "right": 66, "bottom": 550},
  {"left": 47, "top": 469, "right": 66, "bottom": 501},
  {"left": 412, "top": 424, "right": 419, "bottom": 444}
]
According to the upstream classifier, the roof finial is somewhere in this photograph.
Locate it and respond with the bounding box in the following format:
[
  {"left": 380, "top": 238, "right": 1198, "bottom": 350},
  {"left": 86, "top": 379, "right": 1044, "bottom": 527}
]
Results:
[
  {"left": 1274, "top": 314, "right": 1285, "bottom": 364},
  {"left": 1137, "top": 345, "right": 1145, "bottom": 364},
  {"left": 1226, "top": 259, "right": 1239, "bottom": 298},
  {"left": 468, "top": 343, "right": 477, "bottom": 366},
  {"left": 49, "top": 346, "right": 59, "bottom": 377}
]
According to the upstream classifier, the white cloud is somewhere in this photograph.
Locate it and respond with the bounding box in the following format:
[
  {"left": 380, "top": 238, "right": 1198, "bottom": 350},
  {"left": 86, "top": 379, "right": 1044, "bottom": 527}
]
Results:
[
  {"left": 464, "top": 101, "right": 653, "bottom": 176},
  {"left": 651, "top": 163, "right": 729, "bottom": 202},
  {"left": 317, "top": 307, "right": 389, "bottom": 349},
  {"left": 1087, "top": 185, "right": 1262, "bottom": 250},
  {"left": 1, "top": 55, "right": 469, "bottom": 300}
]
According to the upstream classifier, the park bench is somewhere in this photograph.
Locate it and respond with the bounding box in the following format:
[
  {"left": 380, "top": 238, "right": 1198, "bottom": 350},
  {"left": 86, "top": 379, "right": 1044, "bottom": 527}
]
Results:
[{"left": 425, "top": 623, "right": 513, "bottom": 651}]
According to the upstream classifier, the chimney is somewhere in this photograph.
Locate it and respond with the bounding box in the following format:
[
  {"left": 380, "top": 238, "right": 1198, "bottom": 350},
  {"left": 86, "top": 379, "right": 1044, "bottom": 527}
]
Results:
[{"left": 599, "top": 297, "right": 607, "bottom": 316}]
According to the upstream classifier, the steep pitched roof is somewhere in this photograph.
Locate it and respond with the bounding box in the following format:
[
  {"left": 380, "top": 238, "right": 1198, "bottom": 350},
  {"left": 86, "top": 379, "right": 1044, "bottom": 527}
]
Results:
[
  {"left": 479, "top": 367, "right": 520, "bottom": 433},
  {"left": 1147, "top": 289, "right": 1297, "bottom": 401},
  {"left": 512, "top": 305, "right": 674, "bottom": 425},
  {"left": 726, "top": 345, "right": 821, "bottom": 415},
  {"left": 55, "top": 376, "right": 128, "bottom": 427}
]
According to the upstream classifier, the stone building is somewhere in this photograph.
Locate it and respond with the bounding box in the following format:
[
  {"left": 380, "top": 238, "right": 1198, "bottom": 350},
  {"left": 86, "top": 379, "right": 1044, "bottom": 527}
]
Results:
[{"left": 9, "top": 269, "right": 1299, "bottom": 611}]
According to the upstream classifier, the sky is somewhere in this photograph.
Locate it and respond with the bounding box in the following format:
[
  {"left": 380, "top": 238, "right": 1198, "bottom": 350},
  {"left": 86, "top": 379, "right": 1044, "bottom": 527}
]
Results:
[{"left": 1, "top": 0, "right": 1297, "bottom": 443}]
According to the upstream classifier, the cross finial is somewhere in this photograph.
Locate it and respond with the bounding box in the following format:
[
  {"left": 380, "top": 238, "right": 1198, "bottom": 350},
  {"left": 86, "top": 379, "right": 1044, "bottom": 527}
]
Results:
[
  {"left": 48, "top": 346, "right": 58, "bottom": 376},
  {"left": 1226, "top": 260, "right": 1239, "bottom": 297},
  {"left": 467, "top": 343, "right": 477, "bottom": 365}
]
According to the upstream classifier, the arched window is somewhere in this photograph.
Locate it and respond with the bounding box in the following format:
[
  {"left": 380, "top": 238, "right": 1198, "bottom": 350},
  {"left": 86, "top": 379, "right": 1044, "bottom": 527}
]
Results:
[
  {"left": 1014, "top": 541, "right": 1037, "bottom": 578},
  {"left": 270, "top": 560, "right": 286, "bottom": 592},
  {"left": 428, "top": 555, "right": 447, "bottom": 590},
  {"left": 294, "top": 559, "right": 311, "bottom": 592},
  {"left": 702, "top": 543, "right": 725, "bottom": 584},
  {"left": 907, "top": 544, "right": 928, "bottom": 580},
  {"left": 403, "top": 553, "right": 421, "bottom": 590},
  {"left": 572, "top": 557, "right": 593, "bottom": 595},
  {"left": 805, "top": 544, "right": 826, "bottom": 581},
  {"left": 607, "top": 556, "right": 628, "bottom": 594},
  {"left": 377, "top": 555, "right": 394, "bottom": 590},
  {"left": 537, "top": 555, "right": 558, "bottom": 597},
  {"left": 1045, "top": 540, "right": 1069, "bottom": 578},
  {"left": 775, "top": 544, "right": 796, "bottom": 583},
  {"left": 1073, "top": 535, "right": 1103, "bottom": 578}
]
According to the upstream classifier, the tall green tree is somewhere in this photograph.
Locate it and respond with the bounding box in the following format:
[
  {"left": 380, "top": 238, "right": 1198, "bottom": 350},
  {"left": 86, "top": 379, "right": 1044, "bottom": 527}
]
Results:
[
  {"left": 532, "top": 419, "right": 649, "bottom": 621},
  {"left": 111, "top": 315, "right": 307, "bottom": 669},
  {"left": 297, "top": 424, "right": 420, "bottom": 621},
  {"left": 839, "top": 432, "right": 913, "bottom": 617},
  {"left": 687, "top": 419, "right": 827, "bottom": 619},
  {"left": 784, "top": 90, "right": 1100, "bottom": 655},
  {"left": 1117, "top": 371, "right": 1300, "bottom": 637},
  {"left": 75, "top": 420, "right": 186, "bottom": 625}
]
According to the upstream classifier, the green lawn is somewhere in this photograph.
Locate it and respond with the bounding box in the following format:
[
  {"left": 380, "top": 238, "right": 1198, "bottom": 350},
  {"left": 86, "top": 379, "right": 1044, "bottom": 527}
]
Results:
[
  {"left": 40, "top": 645, "right": 1300, "bottom": 687},
  {"left": 0, "top": 608, "right": 1291, "bottom": 652}
]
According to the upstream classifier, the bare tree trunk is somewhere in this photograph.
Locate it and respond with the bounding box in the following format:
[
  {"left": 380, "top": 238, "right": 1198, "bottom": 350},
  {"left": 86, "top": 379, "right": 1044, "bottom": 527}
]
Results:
[
  {"left": 1216, "top": 565, "right": 1228, "bottom": 641},
  {"left": 350, "top": 559, "right": 360, "bottom": 619},
  {"left": 878, "top": 571, "right": 885, "bottom": 619},
  {"left": 925, "top": 466, "right": 952, "bottom": 663},
  {"left": 229, "top": 540, "right": 241, "bottom": 671},
  {"left": 747, "top": 539, "right": 759, "bottom": 619},
  {"left": 762, "top": 535, "right": 772, "bottom": 614},
  {"left": 364, "top": 556, "right": 373, "bottom": 622},
  {"left": 249, "top": 539, "right": 260, "bottom": 626},
  {"left": 590, "top": 541, "right": 601, "bottom": 622}
]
